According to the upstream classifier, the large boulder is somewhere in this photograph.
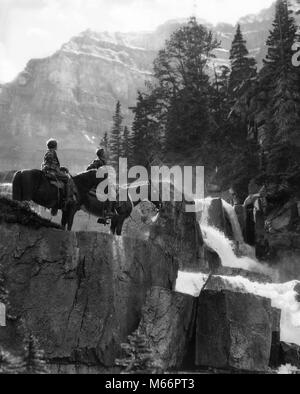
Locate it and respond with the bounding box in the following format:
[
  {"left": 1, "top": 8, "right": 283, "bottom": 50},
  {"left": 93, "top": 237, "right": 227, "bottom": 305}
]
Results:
[
  {"left": 195, "top": 290, "right": 274, "bottom": 372},
  {"left": 279, "top": 342, "right": 300, "bottom": 369},
  {"left": 149, "top": 201, "right": 207, "bottom": 272},
  {"left": 269, "top": 308, "right": 282, "bottom": 368},
  {"left": 138, "top": 287, "right": 196, "bottom": 371},
  {"left": 0, "top": 222, "right": 177, "bottom": 371}
]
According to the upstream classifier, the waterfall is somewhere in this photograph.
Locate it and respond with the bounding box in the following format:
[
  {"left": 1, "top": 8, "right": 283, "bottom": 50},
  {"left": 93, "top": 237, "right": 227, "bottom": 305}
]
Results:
[
  {"left": 196, "top": 198, "right": 267, "bottom": 273},
  {"left": 176, "top": 271, "right": 300, "bottom": 345},
  {"left": 222, "top": 199, "right": 256, "bottom": 259},
  {"left": 222, "top": 200, "right": 244, "bottom": 243},
  {"left": 0, "top": 183, "right": 12, "bottom": 199},
  {"left": 175, "top": 198, "right": 300, "bottom": 346}
]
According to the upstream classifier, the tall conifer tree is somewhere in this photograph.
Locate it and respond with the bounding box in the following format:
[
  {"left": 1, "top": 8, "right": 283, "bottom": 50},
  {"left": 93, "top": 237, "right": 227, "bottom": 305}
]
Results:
[{"left": 109, "top": 101, "right": 123, "bottom": 168}]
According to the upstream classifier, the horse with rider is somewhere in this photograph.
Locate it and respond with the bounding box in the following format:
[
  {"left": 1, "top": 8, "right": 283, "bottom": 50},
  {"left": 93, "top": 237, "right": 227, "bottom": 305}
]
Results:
[{"left": 12, "top": 139, "right": 161, "bottom": 234}]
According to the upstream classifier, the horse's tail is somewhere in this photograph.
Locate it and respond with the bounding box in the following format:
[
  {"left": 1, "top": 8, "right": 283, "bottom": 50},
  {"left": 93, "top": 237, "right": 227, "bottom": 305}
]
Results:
[{"left": 12, "top": 171, "right": 23, "bottom": 201}]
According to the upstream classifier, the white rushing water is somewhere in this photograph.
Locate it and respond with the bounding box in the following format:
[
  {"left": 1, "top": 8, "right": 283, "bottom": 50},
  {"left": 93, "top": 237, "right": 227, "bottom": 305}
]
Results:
[
  {"left": 175, "top": 198, "right": 300, "bottom": 345},
  {"left": 196, "top": 198, "right": 269, "bottom": 273},
  {"left": 0, "top": 183, "right": 12, "bottom": 198}
]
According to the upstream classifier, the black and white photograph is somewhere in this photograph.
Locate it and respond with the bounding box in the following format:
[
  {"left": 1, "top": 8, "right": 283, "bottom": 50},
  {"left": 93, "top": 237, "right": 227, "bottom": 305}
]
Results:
[{"left": 0, "top": 0, "right": 300, "bottom": 378}]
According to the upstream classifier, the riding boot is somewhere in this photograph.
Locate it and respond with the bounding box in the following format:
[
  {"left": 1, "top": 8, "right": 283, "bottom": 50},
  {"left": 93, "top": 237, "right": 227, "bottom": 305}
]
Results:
[{"left": 63, "top": 181, "right": 71, "bottom": 210}]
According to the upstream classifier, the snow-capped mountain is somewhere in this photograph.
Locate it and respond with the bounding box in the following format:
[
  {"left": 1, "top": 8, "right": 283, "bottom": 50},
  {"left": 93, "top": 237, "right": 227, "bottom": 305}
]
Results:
[{"left": 0, "top": 1, "right": 298, "bottom": 171}]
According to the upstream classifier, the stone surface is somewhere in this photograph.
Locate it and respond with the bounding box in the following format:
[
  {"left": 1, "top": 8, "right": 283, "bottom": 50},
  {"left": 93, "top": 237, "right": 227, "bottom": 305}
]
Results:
[
  {"left": 195, "top": 290, "right": 273, "bottom": 372},
  {"left": 149, "top": 201, "right": 207, "bottom": 272},
  {"left": 0, "top": 222, "right": 177, "bottom": 369},
  {"left": 269, "top": 308, "right": 282, "bottom": 368},
  {"left": 206, "top": 198, "right": 226, "bottom": 233},
  {"left": 234, "top": 205, "right": 246, "bottom": 238},
  {"left": 138, "top": 287, "right": 196, "bottom": 371},
  {"left": 279, "top": 342, "right": 300, "bottom": 369}
]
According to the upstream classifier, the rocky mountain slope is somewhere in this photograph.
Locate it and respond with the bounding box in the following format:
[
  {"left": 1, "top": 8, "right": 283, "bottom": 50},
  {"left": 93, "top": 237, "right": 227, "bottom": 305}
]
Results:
[{"left": 0, "top": 1, "right": 298, "bottom": 172}]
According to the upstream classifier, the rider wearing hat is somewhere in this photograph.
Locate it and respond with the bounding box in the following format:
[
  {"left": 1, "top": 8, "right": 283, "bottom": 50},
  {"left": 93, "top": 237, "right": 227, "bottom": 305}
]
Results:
[
  {"left": 86, "top": 148, "right": 107, "bottom": 171},
  {"left": 41, "top": 139, "right": 73, "bottom": 212}
]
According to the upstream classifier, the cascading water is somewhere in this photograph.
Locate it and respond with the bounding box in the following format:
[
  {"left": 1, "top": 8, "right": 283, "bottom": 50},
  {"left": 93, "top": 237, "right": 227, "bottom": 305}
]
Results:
[
  {"left": 0, "top": 183, "right": 12, "bottom": 199},
  {"left": 175, "top": 198, "right": 300, "bottom": 346},
  {"left": 196, "top": 198, "right": 268, "bottom": 273}
]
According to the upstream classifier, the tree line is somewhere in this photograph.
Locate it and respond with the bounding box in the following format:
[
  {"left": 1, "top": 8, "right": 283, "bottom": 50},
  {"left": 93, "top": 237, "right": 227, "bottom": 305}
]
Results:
[{"left": 102, "top": 0, "right": 300, "bottom": 202}]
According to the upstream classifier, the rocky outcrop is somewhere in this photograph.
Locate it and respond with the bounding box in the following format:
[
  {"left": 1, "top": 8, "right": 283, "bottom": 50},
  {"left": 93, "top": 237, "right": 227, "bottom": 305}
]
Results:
[
  {"left": 279, "top": 342, "right": 300, "bottom": 369},
  {"left": 254, "top": 198, "right": 300, "bottom": 281},
  {"left": 149, "top": 201, "right": 206, "bottom": 272},
  {"left": 137, "top": 287, "right": 279, "bottom": 373},
  {"left": 0, "top": 221, "right": 177, "bottom": 371},
  {"left": 195, "top": 290, "right": 275, "bottom": 372},
  {"left": 0, "top": 197, "right": 61, "bottom": 230},
  {"left": 138, "top": 287, "right": 196, "bottom": 371}
]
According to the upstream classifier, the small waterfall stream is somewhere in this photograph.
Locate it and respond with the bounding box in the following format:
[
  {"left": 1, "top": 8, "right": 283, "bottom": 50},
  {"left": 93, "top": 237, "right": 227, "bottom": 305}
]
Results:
[
  {"left": 0, "top": 183, "right": 12, "bottom": 199},
  {"left": 176, "top": 198, "right": 300, "bottom": 346}
]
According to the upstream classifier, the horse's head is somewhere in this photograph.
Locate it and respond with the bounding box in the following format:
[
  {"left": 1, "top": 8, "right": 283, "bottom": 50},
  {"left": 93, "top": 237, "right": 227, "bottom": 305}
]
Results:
[{"left": 73, "top": 170, "right": 104, "bottom": 195}]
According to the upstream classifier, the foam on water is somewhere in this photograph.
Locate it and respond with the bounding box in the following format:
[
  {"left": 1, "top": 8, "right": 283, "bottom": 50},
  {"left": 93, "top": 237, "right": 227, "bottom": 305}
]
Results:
[
  {"left": 196, "top": 198, "right": 269, "bottom": 274},
  {"left": 175, "top": 198, "right": 300, "bottom": 345},
  {"left": 176, "top": 272, "right": 300, "bottom": 345},
  {"left": 0, "top": 183, "right": 12, "bottom": 198}
]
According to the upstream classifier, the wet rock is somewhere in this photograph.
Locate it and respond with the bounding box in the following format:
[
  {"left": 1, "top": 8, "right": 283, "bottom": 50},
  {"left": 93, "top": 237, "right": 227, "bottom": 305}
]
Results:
[
  {"left": 245, "top": 207, "right": 256, "bottom": 246},
  {"left": 204, "top": 246, "right": 221, "bottom": 273},
  {"left": 0, "top": 222, "right": 177, "bottom": 369},
  {"left": 234, "top": 205, "right": 246, "bottom": 237},
  {"left": 294, "top": 283, "right": 300, "bottom": 303},
  {"left": 206, "top": 198, "right": 225, "bottom": 233},
  {"left": 279, "top": 342, "right": 300, "bottom": 369},
  {"left": 195, "top": 290, "right": 273, "bottom": 372},
  {"left": 269, "top": 308, "right": 282, "bottom": 368},
  {"left": 149, "top": 201, "right": 206, "bottom": 272},
  {"left": 291, "top": 235, "right": 300, "bottom": 250},
  {"left": 138, "top": 287, "right": 196, "bottom": 371}
]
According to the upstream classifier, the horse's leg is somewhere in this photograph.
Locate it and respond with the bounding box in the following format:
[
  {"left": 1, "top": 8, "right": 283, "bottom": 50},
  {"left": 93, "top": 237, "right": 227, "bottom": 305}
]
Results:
[
  {"left": 67, "top": 204, "right": 78, "bottom": 231},
  {"left": 116, "top": 217, "right": 126, "bottom": 236},
  {"left": 110, "top": 216, "right": 118, "bottom": 235},
  {"left": 61, "top": 210, "right": 68, "bottom": 230}
]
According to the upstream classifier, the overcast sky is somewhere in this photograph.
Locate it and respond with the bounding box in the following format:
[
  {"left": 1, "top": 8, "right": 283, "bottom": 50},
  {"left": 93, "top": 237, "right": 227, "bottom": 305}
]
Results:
[{"left": 0, "top": 0, "right": 275, "bottom": 82}]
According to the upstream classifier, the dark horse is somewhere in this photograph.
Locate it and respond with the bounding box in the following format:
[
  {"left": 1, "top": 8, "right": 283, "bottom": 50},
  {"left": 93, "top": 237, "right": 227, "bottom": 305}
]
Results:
[
  {"left": 12, "top": 170, "right": 161, "bottom": 235},
  {"left": 82, "top": 181, "right": 161, "bottom": 235},
  {"left": 12, "top": 169, "right": 103, "bottom": 231}
]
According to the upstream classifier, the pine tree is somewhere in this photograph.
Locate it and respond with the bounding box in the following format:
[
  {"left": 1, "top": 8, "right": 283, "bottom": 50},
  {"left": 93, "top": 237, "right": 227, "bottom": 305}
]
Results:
[
  {"left": 115, "top": 330, "right": 162, "bottom": 374},
  {"left": 19, "top": 331, "right": 49, "bottom": 374},
  {"left": 131, "top": 91, "right": 163, "bottom": 167},
  {"left": 211, "top": 26, "right": 259, "bottom": 200},
  {"left": 152, "top": 17, "right": 220, "bottom": 164},
  {"left": 121, "top": 126, "right": 132, "bottom": 165},
  {"left": 229, "top": 24, "right": 257, "bottom": 97},
  {"left": 100, "top": 132, "right": 110, "bottom": 160},
  {"left": 260, "top": 0, "right": 300, "bottom": 145},
  {"left": 110, "top": 101, "right": 123, "bottom": 169}
]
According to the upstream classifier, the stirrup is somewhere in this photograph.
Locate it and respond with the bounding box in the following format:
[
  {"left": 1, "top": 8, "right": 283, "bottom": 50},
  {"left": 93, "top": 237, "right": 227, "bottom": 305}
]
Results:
[{"left": 97, "top": 217, "right": 110, "bottom": 225}]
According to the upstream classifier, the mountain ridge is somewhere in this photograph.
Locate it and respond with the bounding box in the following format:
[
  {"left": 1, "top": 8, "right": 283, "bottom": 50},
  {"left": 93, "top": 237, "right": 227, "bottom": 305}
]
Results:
[{"left": 0, "top": 1, "right": 298, "bottom": 172}]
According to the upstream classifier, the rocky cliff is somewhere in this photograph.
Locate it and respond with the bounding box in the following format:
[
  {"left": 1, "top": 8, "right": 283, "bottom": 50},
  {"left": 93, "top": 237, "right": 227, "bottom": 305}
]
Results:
[
  {"left": 0, "top": 221, "right": 177, "bottom": 373},
  {"left": 0, "top": 197, "right": 299, "bottom": 373}
]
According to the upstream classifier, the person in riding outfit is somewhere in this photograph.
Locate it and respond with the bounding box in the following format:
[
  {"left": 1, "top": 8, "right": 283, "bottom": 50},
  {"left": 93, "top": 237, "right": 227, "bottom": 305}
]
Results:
[
  {"left": 41, "top": 139, "right": 73, "bottom": 211},
  {"left": 87, "top": 149, "right": 115, "bottom": 221},
  {"left": 86, "top": 148, "right": 107, "bottom": 171}
]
